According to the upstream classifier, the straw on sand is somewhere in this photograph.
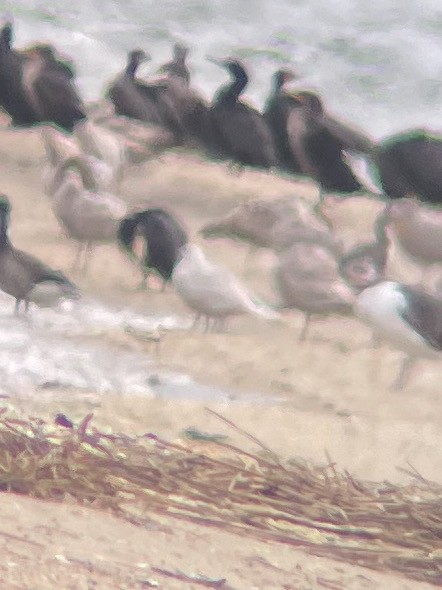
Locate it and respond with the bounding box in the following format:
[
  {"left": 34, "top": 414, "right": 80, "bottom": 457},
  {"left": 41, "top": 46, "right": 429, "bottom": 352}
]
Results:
[{"left": 0, "top": 407, "right": 441, "bottom": 586}]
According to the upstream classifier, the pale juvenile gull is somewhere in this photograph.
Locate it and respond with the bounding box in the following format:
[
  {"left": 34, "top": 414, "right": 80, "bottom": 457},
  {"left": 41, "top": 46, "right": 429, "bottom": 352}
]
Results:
[
  {"left": 172, "top": 244, "right": 279, "bottom": 331},
  {"left": 74, "top": 119, "right": 127, "bottom": 191},
  {"left": 50, "top": 165, "right": 128, "bottom": 272},
  {"left": 41, "top": 125, "right": 117, "bottom": 194},
  {"left": 201, "top": 196, "right": 336, "bottom": 273},
  {"left": 275, "top": 238, "right": 355, "bottom": 340}
]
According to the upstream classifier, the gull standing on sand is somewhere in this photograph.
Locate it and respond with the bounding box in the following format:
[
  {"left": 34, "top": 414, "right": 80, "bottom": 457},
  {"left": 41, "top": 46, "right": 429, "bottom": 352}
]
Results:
[
  {"left": 275, "top": 238, "right": 355, "bottom": 340},
  {"left": 201, "top": 196, "right": 333, "bottom": 252},
  {"left": 354, "top": 281, "right": 442, "bottom": 389},
  {"left": 74, "top": 119, "right": 128, "bottom": 191},
  {"left": 200, "top": 196, "right": 335, "bottom": 274},
  {"left": 172, "top": 244, "right": 279, "bottom": 331},
  {"left": 41, "top": 126, "right": 115, "bottom": 195},
  {"left": 50, "top": 164, "right": 128, "bottom": 272}
]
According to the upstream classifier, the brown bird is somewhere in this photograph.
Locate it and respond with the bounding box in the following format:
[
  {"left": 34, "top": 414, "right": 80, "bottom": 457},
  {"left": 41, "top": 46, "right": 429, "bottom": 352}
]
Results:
[
  {"left": 106, "top": 49, "right": 164, "bottom": 125},
  {"left": 264, "top": 68, "right": 302, "bottom": 174},
  {"left": 21, "top": 44, "right": 86, "bottom": 131},
  {"left": 0, "top": 195, "right": 79, "bottom": 313},
  {"left": 201, "top": 196, "right": 335, "bottom": 257},
  {"left": 288, "top": 91, "right": 372, "bottom": 196},
  {"left": 0, "top": 21, "right": 85, "bottom": 131},
  {"left": 158, "top": 42, "right": 190, "bottom": 85},
  {"left": 275, "top": 237, "right": 355, "bottom": 340},
  {"left": 157, "top": 43, "right": 212, "bottom": 150},
  {"left": 0, "top": 21, "right": 39, "bottom": 126}
]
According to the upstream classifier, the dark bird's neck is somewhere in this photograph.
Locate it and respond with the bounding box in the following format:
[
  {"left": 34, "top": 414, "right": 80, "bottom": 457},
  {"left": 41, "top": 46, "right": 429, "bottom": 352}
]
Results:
[
  {"left": 0, "top": 24, "right": 12, "bottom": 52},
  {"left": 273, "top": 72, "right": 286, "bottom": 95},
  {"left": 125, "top": 57, "right": 139, "bottom": 79},
  {"left": 0, "top": 213, "right": 10, "bottom": 248},
  {"left": 166, "top": 60, "right": 190, "bottom": 84},
  {"left": 216, "top": 65, "right": 248, "bottom": 105}
]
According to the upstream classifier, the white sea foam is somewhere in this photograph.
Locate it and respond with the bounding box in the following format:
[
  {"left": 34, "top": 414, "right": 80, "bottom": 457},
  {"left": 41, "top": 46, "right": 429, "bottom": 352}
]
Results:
[
  {"left": 0, "top": 293, "right": 185, "bottom": 396},
  {"left": 0, "top": 293, "right": 272, "bottom": 402}
]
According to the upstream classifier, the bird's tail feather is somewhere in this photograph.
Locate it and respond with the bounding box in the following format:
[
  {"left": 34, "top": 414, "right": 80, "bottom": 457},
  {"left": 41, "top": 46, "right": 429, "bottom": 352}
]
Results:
[{"left": 246, "top": 298, "right": 281, "bottom": 320}]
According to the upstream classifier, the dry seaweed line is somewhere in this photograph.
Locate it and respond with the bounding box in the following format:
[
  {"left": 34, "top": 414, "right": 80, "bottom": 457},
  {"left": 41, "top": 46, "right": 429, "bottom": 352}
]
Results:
[{"left": 0, "top": 411, "right": 441, "bottom": 586}]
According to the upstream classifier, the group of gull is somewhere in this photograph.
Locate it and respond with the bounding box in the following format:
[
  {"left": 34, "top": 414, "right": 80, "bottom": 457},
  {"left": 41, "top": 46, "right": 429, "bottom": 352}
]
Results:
[{"left": 0, "top": 21, "right": 441, "bottom": 391}]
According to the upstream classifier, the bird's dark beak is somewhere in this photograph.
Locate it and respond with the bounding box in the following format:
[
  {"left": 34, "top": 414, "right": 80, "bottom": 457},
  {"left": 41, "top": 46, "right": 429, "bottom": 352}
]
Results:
[
  {"left": 284, "top": 71, "right": 297, "bottom": 83},
  {"left": 206, "top": 55, "right": 224, "bottom": 67}
]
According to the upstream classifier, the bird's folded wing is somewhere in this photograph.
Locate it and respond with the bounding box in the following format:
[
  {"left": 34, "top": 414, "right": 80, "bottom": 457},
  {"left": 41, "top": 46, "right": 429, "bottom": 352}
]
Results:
[{"left": 399, "top": 286, "right": 442, "bottom": 350}]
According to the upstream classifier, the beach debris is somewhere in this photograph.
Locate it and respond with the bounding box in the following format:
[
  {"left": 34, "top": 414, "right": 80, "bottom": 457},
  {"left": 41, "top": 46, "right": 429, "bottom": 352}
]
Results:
[
  {"left": 54, "top": 413, "right": 74, "bottom": 428},
  {"left": 124, "top": 324, "right": 163, "bottom": 356},
  {"left": 181, "top": 427, "right": 228, "bottom": 443},
  {"left": 0, "top": 410, "right": 441, "bottom": 585},
  {"left": 151, "top": 567, "right": 227, "bottom": 587}
]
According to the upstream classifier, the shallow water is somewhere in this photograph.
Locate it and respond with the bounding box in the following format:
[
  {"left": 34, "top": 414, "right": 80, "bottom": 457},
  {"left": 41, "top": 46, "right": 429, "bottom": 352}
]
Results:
[
  {"left": 6, "top": 0, "right": 442, "bottom": 138},
  {"left": 0, "top": 294, "right": 172, "bottom": 395},
  {"left": 0, "top": 293, "right": 276, "bottom": 403}
]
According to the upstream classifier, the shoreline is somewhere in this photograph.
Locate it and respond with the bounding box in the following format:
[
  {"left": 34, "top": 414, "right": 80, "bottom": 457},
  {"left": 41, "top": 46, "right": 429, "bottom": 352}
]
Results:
[{"left": 0, "top": 122, "right": 440, "bottom": 589}]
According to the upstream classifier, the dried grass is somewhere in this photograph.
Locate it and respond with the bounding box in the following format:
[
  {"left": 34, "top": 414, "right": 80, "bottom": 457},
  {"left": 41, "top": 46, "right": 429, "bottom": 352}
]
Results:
[{"left": 0, "top": 408, "right": 441, "bottom": 586}]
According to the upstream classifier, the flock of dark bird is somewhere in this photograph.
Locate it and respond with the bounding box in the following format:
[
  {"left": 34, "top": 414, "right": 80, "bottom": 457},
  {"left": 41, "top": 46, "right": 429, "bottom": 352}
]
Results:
[
  {"left": 0, "top": 20, "right": 441, "bottom": 202},
  {"left": 0, "top": 19, "right": 441, "bottom": 390}
]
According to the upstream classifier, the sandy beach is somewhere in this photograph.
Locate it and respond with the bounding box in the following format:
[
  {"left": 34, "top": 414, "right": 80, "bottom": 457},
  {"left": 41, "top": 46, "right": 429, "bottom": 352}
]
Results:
[{"left": 0, "top": 122, "right": 440, "bottom": 589}]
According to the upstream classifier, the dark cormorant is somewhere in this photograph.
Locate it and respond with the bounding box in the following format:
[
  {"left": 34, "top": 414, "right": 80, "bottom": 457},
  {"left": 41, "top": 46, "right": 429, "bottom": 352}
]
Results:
[
  {"left": 374, "top": 130, "right": 442, "bottom": 204},
  {"left": 155, "top": 43, "right": 212, "bottom": 150},
  {"left": 23, "top": 43, "right": 76, "bottom": 79},
  {"left": 118, "top": 208, "right": 188, "bottom": 290},
  {"left": 22, "top": 45, "right": 86, "bottom": 132},
  {"left": 207, "top": 56, "right": 279, "bottom": 169},
  {"left": 0, "top": 22, "right": 86, "bottom": 131},
  {"left": 106, "top": 50, "right": 164, "bottom": 125},
  {"left": 264, "top": 68, "right": 303, "bottom": 174},
  {"left": 158, "top": 43, "right": 191, "bottom": 85},
  {"left": 291, "top": 91, "right": 364, "bottom": 193},
  {"left": 0, "top": 22, "right": 39, "bottom": 126},
  {"left": 135, "top": 81, "right": 185, "bottom": 143},
  {"left": 107, "top": 49, "right": 184, "bottom": 142}
]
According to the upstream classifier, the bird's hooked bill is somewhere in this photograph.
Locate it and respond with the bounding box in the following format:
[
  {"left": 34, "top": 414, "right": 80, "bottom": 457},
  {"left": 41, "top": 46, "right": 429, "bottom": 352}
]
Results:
[{"left": 206, "top": 55, "right": 227, "bottom": 67}]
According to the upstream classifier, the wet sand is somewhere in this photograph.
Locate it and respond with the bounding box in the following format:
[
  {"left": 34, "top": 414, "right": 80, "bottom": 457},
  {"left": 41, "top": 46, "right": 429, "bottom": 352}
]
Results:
[{"left": 0, "top": 124, "right": 440, "bottom": 589}]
